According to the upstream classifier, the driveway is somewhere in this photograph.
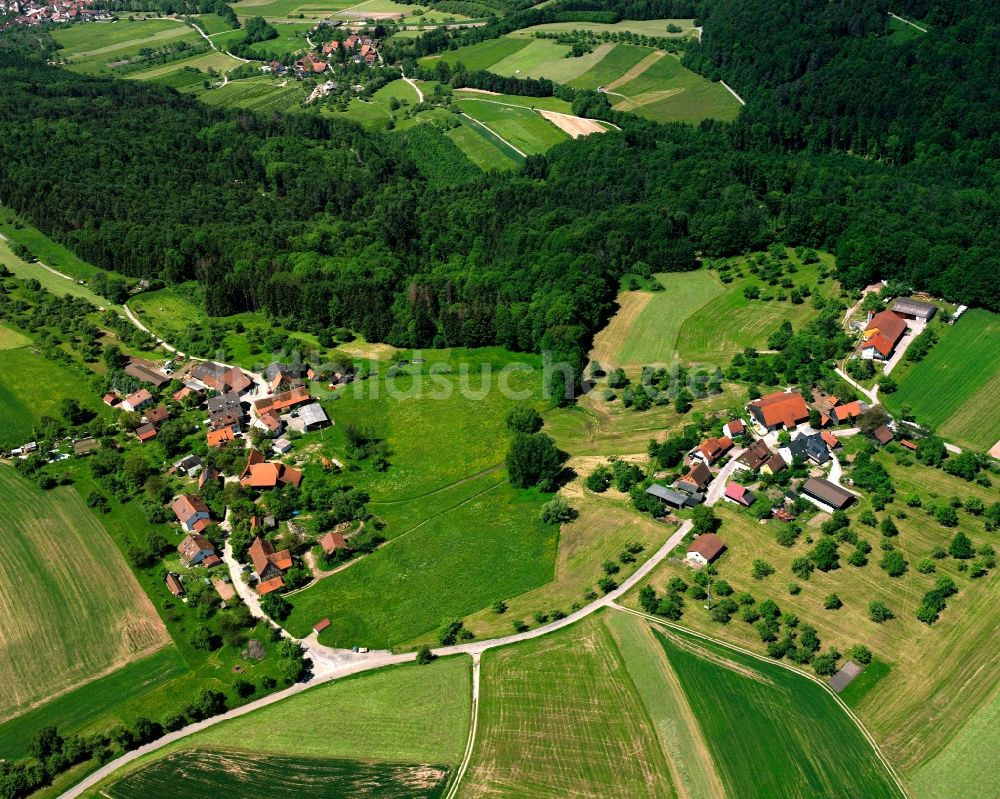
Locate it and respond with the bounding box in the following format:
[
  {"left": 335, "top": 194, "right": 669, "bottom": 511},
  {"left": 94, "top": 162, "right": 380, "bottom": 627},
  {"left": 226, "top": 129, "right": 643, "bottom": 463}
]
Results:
[{"left": 703, "top": 449, "right": 745, "bottom": 505}]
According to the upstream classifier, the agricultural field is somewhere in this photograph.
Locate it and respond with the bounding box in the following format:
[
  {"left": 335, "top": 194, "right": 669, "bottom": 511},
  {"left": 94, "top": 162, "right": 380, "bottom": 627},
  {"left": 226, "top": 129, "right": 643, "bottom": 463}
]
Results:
[
  {"left": 518, "top": 18, "right": 698, "bottom": 38},
  {"left": 567, "top": 42, "right": 652, "bottom": 89},
  {"left": 627, "top": 450, "right": 1000, "bottom": 774},
  {"left": 455, "top": 97, "right": 569, "bottom": 154},
  {"left": 104, "top": 751, "right": 452, "bottom": 799},
  {"left": 489, "top": 39, "right": 616, "bottom": 83},
  {"left": 0, "top": 468, "right": 170, "bottom": 721},
  {"left": 230, "top": 0, "right": 355, "bottom": 21},
  {"left": 0, "top": 648, "right": 188, "bottom": 760},
  {"left": 655, "top": 625, "right": 904, "bottom": 798},
  {"left": 189, "top": 75, "right": 309, "bottom": 111},
  {"left": 460, "top": 614, "right": 678, "bottom": 798},
  {"left": 243, "top": 21, "right": 314, "bottom": 58},
  {"left": 910, "top": 688, "right": 1000, "bottom": 799},
  {"left": 590, "top": 251, "right": 837, "bottom": 371},
  {"left": 128, "top": 50, "right": 245, "bottom": 80},
  {"left": 52, "top": 19, "right": 202, "bottom": 75},
  {"left": 422, "top": 36, "right": 529, "bottom": 71},
  {"left": 191, "top": 13, "right": 240, "bottom": 35},
  {"left": 589, "top": 270, "right": 724, "bottom": 369},
  {"left": 0, "top": 344, "right": 107, "bottom": 449},
  {"left": 91, "top": 657, "right": 470, "bottom": 796},
  {"left": 607, "top": 50, "right": 740, "bottom": 124},
  {"left": 322, "top": 79, "right": 421, "bottom": 126},
  {"left": 882, "top": 308, "right": 1000, "bottom": 451}
]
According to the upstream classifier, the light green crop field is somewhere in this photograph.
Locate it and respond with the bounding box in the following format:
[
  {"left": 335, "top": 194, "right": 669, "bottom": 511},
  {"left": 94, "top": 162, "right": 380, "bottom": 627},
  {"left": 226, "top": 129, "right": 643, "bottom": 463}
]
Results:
[
  {"left": 610, "top": 51, "right": 740, "bottom": 124},
  {"left": 590, "top": 270, "right": 724, "bottom": 368},
  {"left": 244, "top": 21, "right": 314, "bottom": 57},
  {"left": 883, "top": 309, "right": 1000, "bottom": 450},
  {"left": 447, "top": 124, "right": 520, "bottom": 171},
  {"left": 0, "top": 323, "right": 31, "bottom": 350},
  {"left": 192, "top": 13, "right": 238, "bottom": 34},
  {"left": 231, "top": 0, "right": 355, "bottom": 20},
  {"left": 910, "top": 688, "right": 1000, "bottom": 799},
  {"left": 517, "top": 18, "right": 697, "bottom": 37},
  {"left": 460, "top": 614, "right": 677, "bottom": 798},
  {"left": 456, "top": 99, "right": 568, "bottom": 154},
  {"left": 0, "top": 468, "right": 170, "bottom": 721},
  {"left": 487, "top": 37, "right": 580, "bottom": 80},
  {"left": 53, "top": 19, "right": 202, "bottom": 74},
  {"left": 421, "top": 36, "right": 529, "bottom": 71},
  {"left": 0, "top": 346, "right": 107, "bottom": 449},
  {"left": 453, "top": 89, "right": 572, "bottom": 112},
  {"left": 89, "top": 657, "right": 470, "bottom": 797},
  {"left": 456, "top": 113, "right": 526, "bottom": 165},
  {"left": 567, "top": 42, "right": 651, "bottom": 89},
  {"left": 655, "top": 626, "right": 904, "bottom": 799}
]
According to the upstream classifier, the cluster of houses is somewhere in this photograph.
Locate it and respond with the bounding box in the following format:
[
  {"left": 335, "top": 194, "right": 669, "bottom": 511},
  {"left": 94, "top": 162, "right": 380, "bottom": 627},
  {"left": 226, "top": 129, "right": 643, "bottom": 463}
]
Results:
[
  {"left": 0, "top": 0, "right": 108, "bottom": 28},
  {"left": 262, "top": 33, "right": 380, "bottom": 80},
  {"left": 647, "top": 385, "right": 899, "bottom": 569}
]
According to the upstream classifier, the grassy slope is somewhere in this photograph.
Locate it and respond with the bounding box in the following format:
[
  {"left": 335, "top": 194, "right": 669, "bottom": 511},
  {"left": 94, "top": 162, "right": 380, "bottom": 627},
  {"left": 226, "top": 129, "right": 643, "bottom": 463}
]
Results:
[
  {"left": 282, "top": 354, "right": 558, "bottom": 647},
  {"left": 0, "top": 468, "right": 169, "bottom": 720},
  {"left": 601, "top": 270, "right": 725, "bottom": 366},
  {"left": 655, "top": 626, "right": 903, "bottom": 799},
  {"left": 455, "top": 99, "right": 568, "bottom": 154},
  {"left": 53, "top": 19, "right": 201, "bottom": 75},
  {"left": 460, "top": 614, "right": 677, "bottom": 798},
  {"left": 0, "top": 346, "right": 107, "bottom": 449},
  {"left": 0, "top": 205, "right": 110, "bottom": 283},
  {"left": 675, "top": 252, "right": 837, "bottom": 364},
  {"left": 447, "top": 124, "right": 520, "bottom": 171},
  {"left": 882, "top": 309, "right": 1000, "bottom": 450},
  {"left": 128, "top": 50, "right": 244, "bottom": 80}
]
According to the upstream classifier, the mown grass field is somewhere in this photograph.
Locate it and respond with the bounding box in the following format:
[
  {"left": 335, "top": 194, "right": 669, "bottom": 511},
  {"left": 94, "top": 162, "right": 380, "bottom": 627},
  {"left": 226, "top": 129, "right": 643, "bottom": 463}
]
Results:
[
  {"left": 105, "top": 751, "right": 452, "bottom": 799},
  {"left": 490, "top": 38, "right": 615, "bottom": 83},
  {"left": 192, "top": 13, "right": 238, "bottom": 34},
  {"left": 567, "top": 42, "right": 651, "bottom": 89},
  {"left": 243, "top": 21, "right": 314, "bottom": 57},
  {"left": 590, "top": 270, "right": 724, "bottom": 367},
  {"left": 231, "top": 0, "right": 354, "bottom": 20},
  {"left": 190, "top": 76, "right": 308, "bottom": 112},
  {"left": 91, "top": 657, "right": 470, "bottom": 796},
  {"left": 627, "top": 451, "right": 1000, "bottom": 774},
  {"left": 0, "top": 468, "right": 169, "bottom": 721},
  {"left": 446, "top": 123, "right": 521, "bottom": 171},
  {"left": 53, "top": 19, "right": 201, "bottom": 74},
  {"left": 456, "top": 99, "right": 568, "bottom": 155},
  {"left": 460, "top": 614, "right": 678, "bottom": 798},
  {"left": 883, "top": 309, "right": 1000, "bottom": 450},
  {"left": 910, "top": 688, "right": 1000, "bottom": 799},
  {"left": 655, "top": 625, "right": 904, "bottom": 798},
  {"left": 0, "top": 345, "right": 107, "bottom": 449},
  {"left": 422, "top": 36, "right": 529, "bottom": 71}
]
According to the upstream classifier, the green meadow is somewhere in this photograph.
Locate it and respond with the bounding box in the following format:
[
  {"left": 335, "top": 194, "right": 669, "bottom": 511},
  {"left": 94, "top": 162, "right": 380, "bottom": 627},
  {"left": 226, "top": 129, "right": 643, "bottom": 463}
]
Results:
[
  {"left": 53, "top": 19, "right": 202, "bottom": 75},
  {"left": 456, "top": 99, "right": 568, "bottom": 155},
  {"left": 883, "top": 308, "right": 1000, "bottom": 450}
]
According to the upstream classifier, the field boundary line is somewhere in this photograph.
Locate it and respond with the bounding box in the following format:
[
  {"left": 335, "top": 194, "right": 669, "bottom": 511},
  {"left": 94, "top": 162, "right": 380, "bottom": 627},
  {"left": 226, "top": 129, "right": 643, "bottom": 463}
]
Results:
[
  {"left": 719, "top": 80, "right": 744, "bottom": 105},
  {"left": 888, "top": 11, "right": 927, "bottom": 32},
  {"left": 610, "top": 604, "right": 913, "bottom": 799},
  {"left": 443, "top": 653, "right": 480, "bottom": 799}
]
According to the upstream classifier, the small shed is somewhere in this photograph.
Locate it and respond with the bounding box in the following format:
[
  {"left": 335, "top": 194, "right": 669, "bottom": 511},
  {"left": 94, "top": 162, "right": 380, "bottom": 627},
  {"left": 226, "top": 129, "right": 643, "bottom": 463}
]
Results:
[
  {"left": 165, "top": 573, "right": 184, "bottom": 597},
  {"left": 829, "top": 660, "right": 864, "bottom": 693},
  {"left": 313, "top": 618, "right": 331, "bottom": 635}
]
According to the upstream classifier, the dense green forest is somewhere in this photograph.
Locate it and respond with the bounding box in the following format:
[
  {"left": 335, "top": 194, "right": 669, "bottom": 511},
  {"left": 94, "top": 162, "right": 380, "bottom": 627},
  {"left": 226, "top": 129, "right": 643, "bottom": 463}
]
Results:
[{"left": 0, "top": 0, "right": 997, "bottom": 386}]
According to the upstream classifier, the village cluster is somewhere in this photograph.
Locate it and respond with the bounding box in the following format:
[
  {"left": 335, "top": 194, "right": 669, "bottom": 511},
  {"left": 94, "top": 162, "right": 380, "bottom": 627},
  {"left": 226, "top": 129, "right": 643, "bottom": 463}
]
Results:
[
  {"left": 0, "top": 0, "right": 108, "bottom": 29},
  {"left": 649, "top": 384, "right": 902, "bottom": 569},
  {"left": 97, "top": 356, "right": 353, "bottom": 603},
  {"left": 262, "top": 32, "right": 380, "bottom": 81}
]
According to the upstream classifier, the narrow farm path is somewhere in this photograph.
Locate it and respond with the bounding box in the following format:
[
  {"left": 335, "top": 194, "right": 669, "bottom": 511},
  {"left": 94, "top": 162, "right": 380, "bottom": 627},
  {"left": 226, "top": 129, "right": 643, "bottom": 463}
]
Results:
[
  {"left": 401, "top": 66, "right": 424, "bottom": 102},
  {"left": 719, "top": 80, "right": 745, "bottom": 105},
  {"left": 834, "top": 366, "right": 878, "bottom": 405},
  {"left": 121, "top": 303, "right": 183, "bottom": 357},
  {"left": 443, "top": 652, "right": 481, "bottom": 799},
  {"left": 603, "top": 49, "right": 664, "bottom": 91}
]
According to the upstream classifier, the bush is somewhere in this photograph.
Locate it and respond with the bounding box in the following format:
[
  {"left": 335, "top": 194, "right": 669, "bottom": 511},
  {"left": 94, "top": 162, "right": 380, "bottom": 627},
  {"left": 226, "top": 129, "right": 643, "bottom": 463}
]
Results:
[
  {"left": 751, "top": 559, "right": 774, "bottom": 580},
  {"left": 813, "top": 649, "right": 841, "bottom": 676},
  {"left": 915, "top": 558, "right": 936, "bottom": 574},
  {"left": 540, "top": 497, "right": 577, "bottom": 524},
  {"left": 416, "top": 646, "right": 435, "bottom": 665},
  {"left": 880, "top": 550, "right": 908, "bottom": 577},
  {"left": 788, "top": 582, "right": 801, "bottom": 595},
  {"left": 824, "top": 594, "right": 842, "bottom": 610},
  {"left": 868, "top": 601, "right": 894, "bottom": 623},
  {"left": 948, "top": 531, "right": 974, "bottom": 559},
  {"left": 791, "top": 556, "right": 814, "bottom": 580},
  {"left": 847, "top": 644, "right": 873, "bottom": 665},
  {"left": 597, "top": 576, "right": 618, "bottom": 594}
]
